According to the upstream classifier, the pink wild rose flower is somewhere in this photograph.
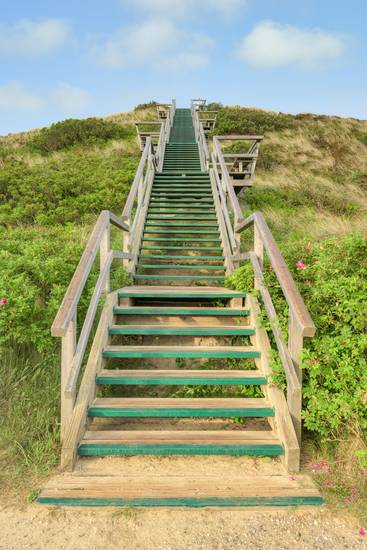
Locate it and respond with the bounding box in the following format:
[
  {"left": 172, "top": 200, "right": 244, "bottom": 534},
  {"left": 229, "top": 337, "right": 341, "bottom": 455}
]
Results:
[
  {"left": 0, "top": 297, "right": 7, "bottom": 306},
  {"left": 296, "top": 261, "right": 306, "bottom": 270}
]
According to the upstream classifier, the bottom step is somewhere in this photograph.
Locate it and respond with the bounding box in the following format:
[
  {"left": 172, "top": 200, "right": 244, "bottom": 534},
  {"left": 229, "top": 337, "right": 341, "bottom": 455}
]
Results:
[{"left": 38, "top": 474, "right": 324, "bottom": 508}]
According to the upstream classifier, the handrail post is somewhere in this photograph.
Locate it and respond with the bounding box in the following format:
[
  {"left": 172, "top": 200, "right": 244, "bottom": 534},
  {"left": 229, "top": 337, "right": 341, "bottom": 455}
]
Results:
[
  {"left": 99, "top": 220, "right": 110, "bottom": 293},
  {"left": 288, "top": 312, "right": 304, "bottom": 443},
  {"left": 253, "top": 223, "right": 264, "bottom": 288},
  {"left": 61, "top": 312, "right": 76, "bottom": 440}
]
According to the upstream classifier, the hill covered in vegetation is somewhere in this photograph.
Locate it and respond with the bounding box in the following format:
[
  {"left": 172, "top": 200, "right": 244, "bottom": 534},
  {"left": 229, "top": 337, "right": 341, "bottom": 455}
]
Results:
[{"left": 0, "top": 103, "right": 366, "bottom": 516}]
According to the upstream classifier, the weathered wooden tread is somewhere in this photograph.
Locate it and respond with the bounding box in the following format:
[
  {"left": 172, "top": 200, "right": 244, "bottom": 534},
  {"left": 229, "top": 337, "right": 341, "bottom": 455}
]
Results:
[
  {"left": 136, "top": 264, "right": 225, "bottom": 270},
  {"left": 102, "top": 345, "right": 260, "bottom": 359},
  {"left": 88, "top": 397, "right": 274, "bottom": 418},
  {"left": 96, "top": 369, "right": 265, "bottom": 385},
  {"left": 78, "top": 429, "right": 282, "bottom": 456},
  {"left": 133, "top": 275, "right": 225, "bottom": 281},
  {"left": 108, "top": 325, "right": 254, "bottom": 336},
  {"left": 138, "top": 255, "right": 224, "bottom": 261},
  {"left": 118, "top": 285, "right": 245, "bottom": 298},
  {"left": 38, "top": 474, "right": 324, "bottom": 507},
  {"left": 113, "top": 307, "right": 250, "bottom": 316}
]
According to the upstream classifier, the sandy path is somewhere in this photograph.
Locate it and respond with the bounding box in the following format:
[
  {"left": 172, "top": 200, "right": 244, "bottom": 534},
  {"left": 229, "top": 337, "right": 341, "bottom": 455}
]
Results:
[{"left": 0, "top": 503, "right": 365, "bottom": 550}]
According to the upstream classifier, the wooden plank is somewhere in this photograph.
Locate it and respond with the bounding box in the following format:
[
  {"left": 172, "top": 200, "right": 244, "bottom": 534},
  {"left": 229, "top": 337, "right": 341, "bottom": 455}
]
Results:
[
  {"left": 102, "top": 345, "right": 260, "bottom": 359},
  {"left": 117, "top": 285, "right": 244, "bottom": 296},
  {"left": 78, "top": 443, "right": 283, "bottom": 457},
  {"left": 82, "top": 430, "right": 277, "bottom": 442},
  {"left": 113, "top": 307, "right": 250, "bottom": 316},
  {"left": 107, "top": 325, "right": 255, "bottom": 336},
  {"left": 38, "top": 474, "right": 323, "bottom": 507},
  {"left": 88, "top": 396, "right": 274, "bottom": 418},
  {"left": 96, "top": 369, "right": 265, "bottom": 385}
]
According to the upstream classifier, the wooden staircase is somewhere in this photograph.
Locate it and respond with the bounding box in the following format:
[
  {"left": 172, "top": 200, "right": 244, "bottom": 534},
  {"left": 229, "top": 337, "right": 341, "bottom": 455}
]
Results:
[{"left": 38, "top": 100, "right": 323, "bottom": 508}]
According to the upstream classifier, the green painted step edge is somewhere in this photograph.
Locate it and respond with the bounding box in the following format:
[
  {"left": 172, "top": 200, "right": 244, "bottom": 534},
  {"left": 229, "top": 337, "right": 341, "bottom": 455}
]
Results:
[
  {"left": 140, "top": 246, "right": 223, "bottom": 250},
  {"left": 108, "top": 326, "right": 253, "bottom": 336},
  {"left": 96, "top": 375, "right": 265, "bottom": 385},
  {"left": 78, "top": 443, "right": 282, "bottom": 456},
  {"left": 118, "top": 290, "right": 245, "bottom": 298},
  {"left": 142, "top": 238, "right": 222, "bottom": 242},
  {"left": 133, "top": 275, "right": 225, "bottom": 281},
  {"left": 88, "top": 407, "right": 273, "bottom": 418},
  {"left": 136, "top": 264, "right": 225, "bottom": 270},
  {"left": 138, "top": 255, "right": 224, "bottom": 260},
  {"left": 102, "top": 350, "right": 260, "bottom": 359},
  {"left": 145, "top": 222, "right": 218, "bottom": 227},
  {"left": 143, "top": 230, "right": 219, "bottom": 234},
  {"left": 38, "top": 496, "right": 324, "bottom": 508},
  {"left": 113, "top": 308, "right": 249, "bottom": 316}
]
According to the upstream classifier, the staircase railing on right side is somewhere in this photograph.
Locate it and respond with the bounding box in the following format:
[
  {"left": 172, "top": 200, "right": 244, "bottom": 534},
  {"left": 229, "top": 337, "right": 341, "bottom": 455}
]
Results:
[{"left": 206, "top": 116, "right": 316, "bottom": 444}]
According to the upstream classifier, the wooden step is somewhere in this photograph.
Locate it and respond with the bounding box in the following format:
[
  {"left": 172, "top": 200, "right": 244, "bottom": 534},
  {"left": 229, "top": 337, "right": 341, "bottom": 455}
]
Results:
[
  {"left": 143, "top": 229, "right": 219, "bottom": 234},
  {"left": 38, "top": 474, "right": 323, "bottom": 507},
  {"left": 138, "top": 255, "right": 224, "bottom": 261},
  {"left": 136, "top": 264, "right": 225, "bottom": 271},
  {"left": 142, "top": 238, "right": 222, "bottom": 243},
  {"left": 118, "top": 286, "right": 245, "bottom": 299},
  {"left": 113, "top": 307, "right": 250, "bottom": 316},
  {"left": 145, "top": 221, "right": 218, "bottom": 227},
  {"left": 88, "top": 397, "right": 273, "bottom": 418},
  {"left": 133, "top": 275, "right": 226, "bottom": 281},
  {"left": 78, "top": 430, "right": 281, "bottom": 456},
  {"left": 96, "top": 369, "right": 264, "bottom": 385},
  {"left": 108, "top": 325, "right": 254, "bottom": 336},
  {"left": 102, "top": 345, "right": 260, "bottom": 359},
  {"left": 140, "top": 246, "right": 223, "bottom": 251}
]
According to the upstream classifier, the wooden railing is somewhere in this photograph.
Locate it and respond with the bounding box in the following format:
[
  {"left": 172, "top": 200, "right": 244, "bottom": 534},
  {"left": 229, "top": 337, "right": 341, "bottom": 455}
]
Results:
[
  {"left": 51, "top": 210, "right": 131, "bottom": 440},
  {"left": 196, "top": 103, "right": 316, "bottom": 442},
  {"left": 191, "top": 103, "right": 209, "bottom": 170},
  {"left": 155, "top": 99, "right": 176, "bottom": 171},
  {"left": 51, "top": 99, "right": 179, "bottom": 443}
]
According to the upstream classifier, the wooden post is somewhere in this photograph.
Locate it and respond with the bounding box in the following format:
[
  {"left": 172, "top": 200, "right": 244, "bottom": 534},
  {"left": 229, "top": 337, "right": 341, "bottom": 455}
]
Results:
[
  {"left": 61, "top": 313, "right": 76, "bottom": 441},
  {"left": 100, "top": 222, "right": 110, "bottom": 294},
  {"left": 123, "top": 220, "right": 130, "bottom": 271},
  {"left": 288, "top": 312, "right": 304, "bottom": 443},
  {"left": 254, "top": 223, "right": 264, "bottom": 290}
]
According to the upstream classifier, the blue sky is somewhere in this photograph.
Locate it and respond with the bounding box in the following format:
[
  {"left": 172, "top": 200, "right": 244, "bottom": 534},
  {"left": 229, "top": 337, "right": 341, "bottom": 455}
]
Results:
[{"left": 1, "top": 0, "right": 366, "bottom": 134}]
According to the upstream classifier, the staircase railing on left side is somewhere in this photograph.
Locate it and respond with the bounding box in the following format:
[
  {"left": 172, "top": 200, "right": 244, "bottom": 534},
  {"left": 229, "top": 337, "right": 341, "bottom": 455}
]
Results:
[{"left": 51, "top": 99, "right": 177, "bottom": 448}]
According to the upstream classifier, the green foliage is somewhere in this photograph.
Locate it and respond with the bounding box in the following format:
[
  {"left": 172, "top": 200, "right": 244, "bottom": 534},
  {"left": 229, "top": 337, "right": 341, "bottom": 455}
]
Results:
[
  {"left": 206, "top": 102, "right": 223, "bottom": 111},
  {"left": 214, "top": 107, "right": 297, "bottom": 135},
  {"left": 0, "top": 153, "right": 138, "bottom": 225},
  {"left": 0, "top": 225, "right": 91, "bottom": 353},
  {"left": 134, "top": 101, "right": 158, "bottom": 111},
  {"left": 28, "top": 118, "right": 132, "bottom": 154},
  {"left": 229, "top": 232, "right": 367, "bottom": 440}
]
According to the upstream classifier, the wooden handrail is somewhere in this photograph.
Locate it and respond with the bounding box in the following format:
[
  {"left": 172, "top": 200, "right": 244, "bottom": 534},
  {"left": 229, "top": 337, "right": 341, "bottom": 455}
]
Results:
[
  {"left": 51, "top": 210, "right": 128, "bottom": 338},
  {"left": 122, "top": 137, "right": 153, "bottom": 221},
  {"left": 213, "top": 137, "right": 244, "bottom": 225},
  {"left": 236, "top": 212, "right": 316, "bottom": 337}
]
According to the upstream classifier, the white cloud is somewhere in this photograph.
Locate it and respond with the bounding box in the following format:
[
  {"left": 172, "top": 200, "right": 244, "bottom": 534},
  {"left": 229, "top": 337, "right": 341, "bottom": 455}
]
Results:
[
  {"left": 0, "top": 82, "right": 44, "bottom": 111},
  {"left": 52, "top": 84, "right": 90, "bottom": 115},
  {"left": 238, "top": 21, "right": 346, "bottom": 69},
  {"left": 0, "top": 18, "right": 70, "bottom": 57},
  {"left": 92, "top": 18, "right": 212, "bottom": 71},
  {"left": 94, "top": 19, "right": 178, "bottom": 67},
  {"left": 125, "top": 0, "right": 246, "bottom": 18}
]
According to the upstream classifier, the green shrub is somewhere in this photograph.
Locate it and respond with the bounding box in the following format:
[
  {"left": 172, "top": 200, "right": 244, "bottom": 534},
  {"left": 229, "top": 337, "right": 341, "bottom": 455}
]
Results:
[
  {"left": 214, "top": 107, "right": 297, "bottom": 135},
  {"left": 28, "top": 118, "right": 132, "bottom": 154},
  {"left": 0, "top": 153, "right": 138, "bottom": 225},
  {"left": 134, "top": 101, "right": 158, "bottom": 111},
  {"left": 228, "top": 232, "right": 367, "bottom": 440}
]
